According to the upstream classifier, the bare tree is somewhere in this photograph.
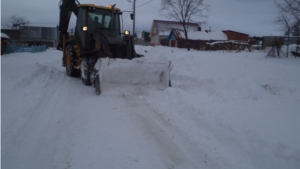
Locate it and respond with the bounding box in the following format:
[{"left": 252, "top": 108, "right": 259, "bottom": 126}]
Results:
[
  {"left": 9, "top": 14, "right": 29, "bottom": 29},
  {"left": 275, "top": 12, "right": 293, "bottom": 57},
  {"left": 160, "top": 0, "right": 209, "bottom": 51},
  {"left": 290, "top": 21, "right": 300, "bottom": 37},
  {"left": 275, "top": 0, "right": 300, "bottom": 20},
  {"left": 275, "top": 0, "right": 300, "bottom": 55}
]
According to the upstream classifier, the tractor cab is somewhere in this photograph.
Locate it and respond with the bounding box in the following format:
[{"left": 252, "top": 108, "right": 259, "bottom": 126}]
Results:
[{"left": 75, "top": 4, "right": 123, "bottom": 51}]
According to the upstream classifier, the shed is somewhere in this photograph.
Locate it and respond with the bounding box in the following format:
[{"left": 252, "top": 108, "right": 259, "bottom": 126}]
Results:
[
  {"left": 19, "top": 24, "right": 58, "bottom": 47},
  {"left": 222, "top": 30, "right": 249, "bottom": 42},
  {"left": 1, "top": 33, "right": 10, "bottom": 55}
]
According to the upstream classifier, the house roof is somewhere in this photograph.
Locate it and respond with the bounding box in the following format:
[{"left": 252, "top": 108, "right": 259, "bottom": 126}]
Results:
[
  {"left": 222, "top": 30, "right": 248, "bottom": 36},
  {"left": 152, "top": 20, "right": 198, "bottom": 36},
  {"left": 171, "top": 29, "right": 228, "bottom": 41},
  {"left": 172, "top": 29, "right": 210, "bottom": 40},
  {"left": 22, "top": 24, "right": 57, "bottom": 28},
  {"left": 1, "top": 33, "right": 10, "bottom": 39},
  {"left": 208, "top": 31, "right": 228, "bottom": 41}
]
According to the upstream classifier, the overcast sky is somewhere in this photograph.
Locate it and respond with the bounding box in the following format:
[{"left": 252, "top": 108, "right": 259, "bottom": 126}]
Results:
[{"left": 1, "top": 0, "right": 284, "bottom": 37}]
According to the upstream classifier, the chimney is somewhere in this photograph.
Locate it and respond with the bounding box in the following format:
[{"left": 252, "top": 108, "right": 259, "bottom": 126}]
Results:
[
  {"left": 205, "top": 29, "right": 211, "bottom": 33},
  {"left": 198, "top": 27, "right": 202, "bottom": 31}
]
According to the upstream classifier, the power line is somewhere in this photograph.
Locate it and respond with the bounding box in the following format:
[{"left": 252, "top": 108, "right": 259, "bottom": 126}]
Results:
[
  {"left": 136, "top": 0, "right": 159, "bottom": 9},
  {"left": 136, "top": 0, "right": 153, "bottom": 8}
]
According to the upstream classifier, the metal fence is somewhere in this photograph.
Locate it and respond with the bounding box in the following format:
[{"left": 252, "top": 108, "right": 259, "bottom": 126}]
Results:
[{"left": 5, "top": 45, "right": 47, "bottom": 54}]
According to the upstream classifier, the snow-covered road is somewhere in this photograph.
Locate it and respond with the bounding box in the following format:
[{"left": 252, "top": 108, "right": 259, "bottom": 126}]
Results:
[{"left": 2, "top": 46, "right": 300, "bottom": 169}]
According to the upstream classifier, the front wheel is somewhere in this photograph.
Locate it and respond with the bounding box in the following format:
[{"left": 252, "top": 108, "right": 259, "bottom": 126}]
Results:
[
  {"left": 65, "top": 44, "right": 80, "bottom": 77},
  {"left": 80, "top": 57, "right": 97, "bottom": 86}
]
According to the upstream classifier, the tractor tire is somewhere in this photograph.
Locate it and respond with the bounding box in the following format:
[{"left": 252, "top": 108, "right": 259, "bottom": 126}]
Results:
[
  {"left": 65, "top": 44, "right": 80, "bottom": 77},
  {"left": 81, "top": 57, "right": 92, "bottom": 86},
  {"left": 81, "top": 57, "right": 97, "bottom": 86}
]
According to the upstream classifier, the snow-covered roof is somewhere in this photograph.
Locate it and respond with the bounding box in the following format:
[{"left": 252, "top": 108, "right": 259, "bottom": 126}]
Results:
[
  {"left": 206, "top": 40, "right": 249, "bottom": 45},
  {"left": 1, "top": 33, "right": 10, "bottom": 39},
  {"left": 172, "top": 29, "right": 210, "bottom": 40},
  {"left": 185, "top": 31, "right": 210, "bottom": 40},
  {"left": 153, "top": 20, "right": 198, "bottom": 35},
  {"left": 159, "top": 31, "right": 171, "bottom": 36},
  {"left": 136, "top": 31, "right": 143, "bottom": 39},
  {"left": 190, "top": 31, "right": 211, "bottom": 40},
  {"left": 172, "top": 29, "right": 227, "bottom": 41},
  {"left": 207, "top": 31, "right": 228, "bottom": 41},
  {"left": 22, "top": 24, "right": 57, "bottom": 28}
]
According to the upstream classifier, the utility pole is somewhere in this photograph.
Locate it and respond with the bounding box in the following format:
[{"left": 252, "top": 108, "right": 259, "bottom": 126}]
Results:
[
  {"left": 133, "top": 0, "right": 136, "bottom": 40},
  {"left": 127, "top": 0, "right": 136, "bottom": 47}
]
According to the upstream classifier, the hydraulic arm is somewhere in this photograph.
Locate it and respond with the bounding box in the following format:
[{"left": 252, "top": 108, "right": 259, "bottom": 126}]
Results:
[{"left": 57, "top": 0, "right": 80, "bottom": 50}]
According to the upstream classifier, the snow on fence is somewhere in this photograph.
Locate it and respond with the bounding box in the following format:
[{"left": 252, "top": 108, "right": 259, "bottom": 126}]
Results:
[{"left": 5, "top": 45, "right": 47, "bottom": 54}]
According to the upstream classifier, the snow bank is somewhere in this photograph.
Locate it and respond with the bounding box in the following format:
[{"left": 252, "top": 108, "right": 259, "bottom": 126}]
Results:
[{"left": 1, "top": 32, "right": 10, "bottom": 39}]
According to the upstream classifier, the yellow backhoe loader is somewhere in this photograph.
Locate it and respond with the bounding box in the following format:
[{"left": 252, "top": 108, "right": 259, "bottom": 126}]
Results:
[{"left": 58, "top": 0, "right": 172, "bottom": 95}]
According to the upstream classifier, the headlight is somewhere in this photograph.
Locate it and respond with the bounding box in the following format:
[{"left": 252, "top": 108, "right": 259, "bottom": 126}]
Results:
[
  {"left": 82, "top": 26, "right": 88, "bottom": 31},
  {"left": 124, "top": 30, "right": 130, "bottom": 35}
]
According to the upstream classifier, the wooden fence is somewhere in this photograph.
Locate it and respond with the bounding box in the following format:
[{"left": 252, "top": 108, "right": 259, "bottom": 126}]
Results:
[{"left": 160, "top": 39, "right": 207, "bottom": 50}]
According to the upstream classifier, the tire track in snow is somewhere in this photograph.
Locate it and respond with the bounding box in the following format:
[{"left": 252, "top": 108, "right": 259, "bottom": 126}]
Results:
[
  {"left": 115, "top": 88, "right": 222, "bottom": 169},
  {"left": 24, "top": 74, "right": 93, "bottom": 169},
  {"left": 2, "top": 64, "right": 90, "bottom": 169},
  {"left": 2, "top": 69, "right": 70, "bottom": 169},
  {"left": 118, "top": 90, "right": 197, "bottom": 168}
]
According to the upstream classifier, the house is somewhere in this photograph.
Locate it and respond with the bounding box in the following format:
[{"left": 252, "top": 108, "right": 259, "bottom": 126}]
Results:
[
  {"left": 1, "top": 28, "right": 21, "bottom": 40},
  {"left": 19, "top": 24, "right": 59, "bottom": 47},
  {"left": 135, "top": 31, "right": 151, "bottom": 46},
  {"left": 2, "top": 24, "right": 59, "bottom": 47},
  {"left": 1, "top": 33, "right": 10, "bottom": 55},
  {"left": 150, "top": 20, "right": 199, "bottom": 46}
]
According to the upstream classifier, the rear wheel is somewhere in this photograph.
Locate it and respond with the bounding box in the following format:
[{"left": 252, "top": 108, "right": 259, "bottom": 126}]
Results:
[{"left": 65, "top": 44, "right": 80, "bottom": 77}]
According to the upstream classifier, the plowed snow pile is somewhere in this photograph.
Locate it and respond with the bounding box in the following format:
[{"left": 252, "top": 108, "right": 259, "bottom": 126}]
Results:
[
  {"left": 2, "top": 46, "right": 300, "bottom": 169},
  {"left": 98, "top": 57, "right": 171, "bottom": 90}
]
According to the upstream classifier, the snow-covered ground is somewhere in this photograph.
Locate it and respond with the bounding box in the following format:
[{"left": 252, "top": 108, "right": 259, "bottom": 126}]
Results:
[{"left": 2, "top": 46, "right": 300, "bottom": 169}]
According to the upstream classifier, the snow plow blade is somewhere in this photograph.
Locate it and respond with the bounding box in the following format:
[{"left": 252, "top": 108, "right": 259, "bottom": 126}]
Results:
[{"left": 92, "top": 58, "right": 172, "bottom": 94}]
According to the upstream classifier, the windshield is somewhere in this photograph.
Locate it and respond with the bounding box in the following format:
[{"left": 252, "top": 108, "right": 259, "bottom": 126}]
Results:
[{"left": 87, "top": 8, "right": 120, "bottom": 33}]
